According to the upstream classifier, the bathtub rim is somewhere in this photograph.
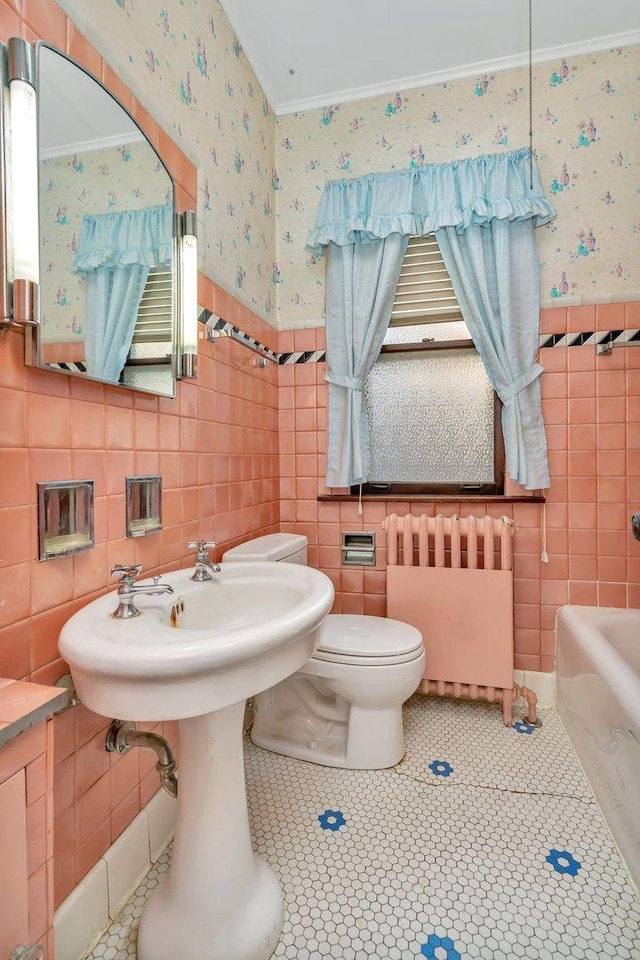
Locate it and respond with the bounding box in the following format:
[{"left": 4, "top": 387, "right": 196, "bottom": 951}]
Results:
[{"left": 556, "top": 604, "right": 640, "bottom": 734}]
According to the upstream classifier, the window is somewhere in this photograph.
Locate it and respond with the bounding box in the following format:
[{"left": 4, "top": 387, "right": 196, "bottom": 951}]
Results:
[
  {"left": 120, "top": 265, "right": 174, "bottom": 391},
  {"left": 128, "top": 264, "right": 173, "bottom": 359},
  {"left": 355, "top": 236, "right": 504, "bottom": 496}
]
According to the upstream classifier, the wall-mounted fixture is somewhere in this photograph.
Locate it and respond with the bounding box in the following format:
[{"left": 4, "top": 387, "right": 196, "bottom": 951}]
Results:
[
  {"left": 176, "top": 209, "right": 198, "bottom": 379},
  {"left": 37, "top": 480, "right": 94, "bottom": 560},
  {"left": 126, "top": 475, "right": 162, "bottom": 537},
  {"left": 596, "top": 331, "right": 640, "bottom": 355},
  {"left": 203, "top": 312, "right": 279, "bottom": 366},
  {"left": 1, "top": 37, "right": 199, "bottom": 397},
  {"left": 341, "top": 531, "right": 376, "bottom": 566},
  {"left": 1, "top": 37, "right": 40, "bottom": 329}
]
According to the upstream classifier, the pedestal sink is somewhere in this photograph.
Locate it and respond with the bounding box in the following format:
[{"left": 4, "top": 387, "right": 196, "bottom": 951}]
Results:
[{"left": 59, "top": 562, "right": 334, "bottom": 960}]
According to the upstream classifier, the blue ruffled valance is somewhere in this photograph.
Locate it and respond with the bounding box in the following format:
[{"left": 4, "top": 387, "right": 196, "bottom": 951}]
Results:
[
  {"left": 73, "top": 203, "right": 173, "bottom": 273},
  {"left": 307, "top": 147, "right": 555, "bottom": 251}
]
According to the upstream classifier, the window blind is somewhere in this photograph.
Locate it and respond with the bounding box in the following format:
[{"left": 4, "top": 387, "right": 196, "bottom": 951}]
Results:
[
  {"left": 131, "top": 265, "right": 173, "bottom": 345},
  {"left": 390, "top": 234, "right": 463, "bottom": 326}
]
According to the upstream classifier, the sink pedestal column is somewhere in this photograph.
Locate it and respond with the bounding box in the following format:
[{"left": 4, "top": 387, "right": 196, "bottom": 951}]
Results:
[{"left": 137, "top": 700, "right": 284, "bottom": 960}]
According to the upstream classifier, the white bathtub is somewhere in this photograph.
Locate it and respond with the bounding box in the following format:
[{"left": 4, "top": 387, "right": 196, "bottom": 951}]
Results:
[{"left": 556, "top": 605, "right": 640, "bottom": 890}]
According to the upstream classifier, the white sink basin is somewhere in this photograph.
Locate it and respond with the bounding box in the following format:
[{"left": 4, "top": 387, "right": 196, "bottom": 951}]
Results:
[
  {"left": 58, "top": 560, "right": 334, "bottom": 960},
  {"left": 59, "top": 561, "right": 334, "bottom": 721}
]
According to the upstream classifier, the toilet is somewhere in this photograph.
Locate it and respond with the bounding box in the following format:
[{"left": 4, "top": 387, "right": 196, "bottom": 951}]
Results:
[{"left": 222, "top": 533, "right": 425, "bottom": 769}]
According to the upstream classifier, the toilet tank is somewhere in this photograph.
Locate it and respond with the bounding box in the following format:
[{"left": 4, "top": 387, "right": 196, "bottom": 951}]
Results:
[{"left": 222, "top": 533, "right": 308, "bottom": 565}]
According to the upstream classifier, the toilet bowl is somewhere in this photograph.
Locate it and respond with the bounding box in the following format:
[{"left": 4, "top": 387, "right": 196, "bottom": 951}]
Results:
[{"left": 222, "top": 534, "right": 425, "bottom": 769}]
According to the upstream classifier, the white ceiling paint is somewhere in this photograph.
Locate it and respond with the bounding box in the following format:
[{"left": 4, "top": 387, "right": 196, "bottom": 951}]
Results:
[
  {"left": 220, "top": 0, "right": 640, "bottom": 115},
  {"left": 39, "top": 45, "right": 142, "bottom": 158}
]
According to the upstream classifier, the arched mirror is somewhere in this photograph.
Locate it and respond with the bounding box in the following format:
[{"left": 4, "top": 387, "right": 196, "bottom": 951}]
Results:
[{"left": 1, "top": 40, "right": 197, "bottom": 397}]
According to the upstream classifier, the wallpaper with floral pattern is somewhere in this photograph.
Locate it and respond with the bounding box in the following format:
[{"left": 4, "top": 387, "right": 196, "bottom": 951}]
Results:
[
  {"left": 56, "top": 0, "right": 638, "bottom": 330},
  {"left": 58, "top": 0, "right": 277, "bottom": 322},
  {"left": 39, "top": 141, "right": 169, "bottom": 342},
  {"left": 275, "top": 46, "right": 639, "bottom": 327}
]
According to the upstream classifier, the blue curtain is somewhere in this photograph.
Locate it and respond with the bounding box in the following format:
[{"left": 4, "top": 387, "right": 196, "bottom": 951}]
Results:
[
  {"left": 308, "top": 147, "right": 555, "bottom": 250},
  {"left": 437, "top": 220, "right": 549, "bottom": 490},
  {"left": 308, "top": 148, "right": 555, "bottom": 490},
  {"left": 73, "top": 204, "right": 173, "bottom": 382},
  {"left": 82, "top": 265, "right": 150, "bottom": 383},
  {"left": 325, "top": 235, "right": 409, "bottom": 487}
]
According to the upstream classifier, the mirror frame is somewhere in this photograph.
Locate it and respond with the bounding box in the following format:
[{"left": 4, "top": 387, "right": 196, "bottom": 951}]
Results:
[{"left": 0, "top": 37, "right": 198, "bottom": 395}]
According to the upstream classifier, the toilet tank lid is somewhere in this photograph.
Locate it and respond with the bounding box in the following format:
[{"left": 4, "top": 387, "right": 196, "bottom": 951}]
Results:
[{"left": 222, "top": 533, "right": 308, "bottom": 562}]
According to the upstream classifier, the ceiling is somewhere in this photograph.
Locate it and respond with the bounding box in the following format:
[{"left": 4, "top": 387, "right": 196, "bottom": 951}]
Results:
[
  {"left": 220, "top": 0, "right": 640, "bottom": 116},
  {"left": 39, "top": 46, "right": 142, "bottom": 158}
]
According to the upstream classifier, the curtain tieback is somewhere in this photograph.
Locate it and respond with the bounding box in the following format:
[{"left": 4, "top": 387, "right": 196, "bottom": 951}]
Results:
[
  {"left": 498, "top": 363, "right": 544, "bottom": 404},
  {"left": 325, "top": 372, "right": 364, "bottom": 392}
]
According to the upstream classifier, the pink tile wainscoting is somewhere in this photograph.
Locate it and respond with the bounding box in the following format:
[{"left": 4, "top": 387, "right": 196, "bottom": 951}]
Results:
[
  {"left": 0, "top": 702, "right": 58, "bottom": 960},
  {"left": 0, "top": 0, "right": 280, "bottom": 914},
  {"left": 1, "top": 284, "right": 279, "bottom": 908},
  {"left": 278, "top": 301, "right": 640, "bottom": 675},
  {"left": 1, "top": 0, "right": 638, "bottom": 936}
]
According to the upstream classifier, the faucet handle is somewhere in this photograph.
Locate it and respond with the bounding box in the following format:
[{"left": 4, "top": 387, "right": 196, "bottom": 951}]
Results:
[
  {"left": 187, "top": 540, "right": 217, "bottom": 560},
  {"left": 111, "top": 563, "right": 142, "bottom": 583}
]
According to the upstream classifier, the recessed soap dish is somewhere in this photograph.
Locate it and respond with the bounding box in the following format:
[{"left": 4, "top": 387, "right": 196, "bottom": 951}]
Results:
[
  {"left": 126, "top": 475, "right": 162, "bottom": 537},
  {"left": 37, "top": 480, "right": 94, "bottom": 561}
]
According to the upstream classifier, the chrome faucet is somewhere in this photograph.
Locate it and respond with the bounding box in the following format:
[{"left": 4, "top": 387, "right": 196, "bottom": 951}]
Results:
[
  {"left": 188, "top": 540, "right": 221, "bottom": 581},
  {"left": 110, "top": 564, "right": 174, "bottom": 619},
  {"left": 632, "top": 513, "right": 640, "bottom": 541}
]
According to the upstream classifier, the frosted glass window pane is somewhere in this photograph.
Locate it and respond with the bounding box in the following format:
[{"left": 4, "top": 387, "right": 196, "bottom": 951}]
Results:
[{"left": 364, "top": 349, "right": 495, "bottom": 484}]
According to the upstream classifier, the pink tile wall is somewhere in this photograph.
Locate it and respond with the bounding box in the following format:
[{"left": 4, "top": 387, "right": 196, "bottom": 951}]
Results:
[
  {"left": 1, "top": 283, "right": 279, "bottom": 906},
  {"left": 278, "top": 301, "right": 640, "bottom": 674},
  {"left": 0, "top": 722, "right": 55, "bottom": 960},
  {"left": 540, "top": 302, "right": 640, "bottom": 615},
  {"left": 2, "top": 0, "right": 638, "bottom": 926},
  {"left": 1, "top": 287, "right": 279, "bottom": 906},
  {"left": 0, "top": 0, "right": 281, "bottom": 908}
]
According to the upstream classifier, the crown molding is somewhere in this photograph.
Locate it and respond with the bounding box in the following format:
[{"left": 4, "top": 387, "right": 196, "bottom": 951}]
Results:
[
  {"left": 40, "top": 129, "right": 145, "bottom": 161},
  {"left": 273, "top": 29, "right": 640, "bottom": 117}
]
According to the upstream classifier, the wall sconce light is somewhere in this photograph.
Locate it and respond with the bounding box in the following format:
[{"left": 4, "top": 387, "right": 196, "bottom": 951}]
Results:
[
  {"left": 2, "top": 37, "right": 40, "bottom": 328},
  {"left": 176, "top": 209, "right": 198, "bottom": 378}
]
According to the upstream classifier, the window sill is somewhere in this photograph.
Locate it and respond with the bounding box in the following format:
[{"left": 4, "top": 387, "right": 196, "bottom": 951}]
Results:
[{"left": 318, "top": 493, "right": 545, "bottom": 503}]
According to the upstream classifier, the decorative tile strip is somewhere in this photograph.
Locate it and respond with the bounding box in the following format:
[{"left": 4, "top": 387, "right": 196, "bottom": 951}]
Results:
[
  {"left": 199, "top": 308, "right": 279, "bottom": 364},
  {"left": 279, "top": 350, "right": 327, "bottom": 365},
  {"left": 198, "top": 306, "right": 640, "bottom": 367},
  {"left": 47, "top": 361, "right": 88, "bottom": 373},
  {"left": 539, "top": 328, "right": 640, "bottom": 348},
  {"left": 278, "top": 328, "right": 640, "bottom": 363}
]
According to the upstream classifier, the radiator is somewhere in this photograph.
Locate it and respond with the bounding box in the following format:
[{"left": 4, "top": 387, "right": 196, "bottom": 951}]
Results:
[{"left": 383, "top": 513, "right": 536, "bottom": 725}]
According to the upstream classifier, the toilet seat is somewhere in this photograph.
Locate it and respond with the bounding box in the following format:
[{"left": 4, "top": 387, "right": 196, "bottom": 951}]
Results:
[
  {"left": 225, "top": 533, "right": 426, "bottom": 769},
  {"left": 311, "top": 614, "right": 424, "bottom": 667}
]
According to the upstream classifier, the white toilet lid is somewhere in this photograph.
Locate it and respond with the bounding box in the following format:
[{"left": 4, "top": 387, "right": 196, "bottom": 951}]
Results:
[{"left": 314, "top": 615, "right": 423, "bottom": 665}]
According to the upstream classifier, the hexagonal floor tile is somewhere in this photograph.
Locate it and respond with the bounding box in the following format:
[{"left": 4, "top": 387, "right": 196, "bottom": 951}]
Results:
[{"left": 84, "top": 697, "right": 640, "bottom": 960}]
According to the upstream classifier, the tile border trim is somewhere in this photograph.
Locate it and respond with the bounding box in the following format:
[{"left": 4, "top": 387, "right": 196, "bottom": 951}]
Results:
[
  {"left": 198, "top": 308, "right": 280, "bottom": 364},
  {"left": 200, "top": 310, "right": 640, "bottom": 366},
  {"left": 539, "top": 328, "right": 640, "bottom": 349}
]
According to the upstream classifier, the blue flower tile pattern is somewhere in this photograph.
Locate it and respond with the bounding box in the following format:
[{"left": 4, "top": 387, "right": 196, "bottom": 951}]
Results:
[
  {"left": 318, "top": 809, "right": 346, "bottom": 831},
  {"left": 429, "top": 759, "right": 454, "bottom": 777},
  {"left": 546, "top": 848, "right": 582, "bottom": 876},
  {"left": 420, "top": 933, "right": 462, "bottom": 959},
  {"left": 85, "top": 697, "right": 640, "bottom": 960},
  {"left": 513, "top": 720, "right": 536, "bottom": 734}
]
